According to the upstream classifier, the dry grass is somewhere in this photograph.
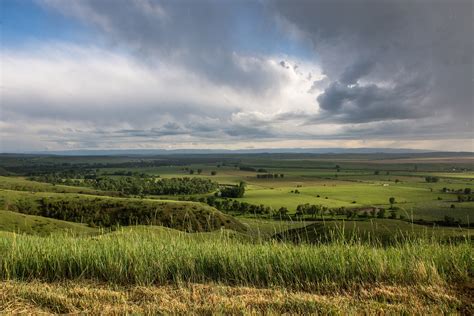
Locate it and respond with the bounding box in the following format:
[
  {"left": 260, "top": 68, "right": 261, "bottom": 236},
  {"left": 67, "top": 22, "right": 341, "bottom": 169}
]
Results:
[{"left": 1, "top": 280, "right": 472, "bottom": 315}]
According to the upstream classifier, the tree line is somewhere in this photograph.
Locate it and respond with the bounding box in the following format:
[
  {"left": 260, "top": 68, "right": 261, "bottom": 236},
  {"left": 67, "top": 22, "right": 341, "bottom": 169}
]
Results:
[
  {"left": 29, "top": 174, "right": 219, "bottom": 196},
  {"left": 256, "top": 173, "right": 285, "bottom": 179},
  {"left": 88, "top": 177, "right": 218, "bottom": 195}
]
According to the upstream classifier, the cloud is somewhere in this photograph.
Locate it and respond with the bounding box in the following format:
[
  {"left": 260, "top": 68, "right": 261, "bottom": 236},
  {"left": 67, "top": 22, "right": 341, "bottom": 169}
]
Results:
[
  {"left": 272, "top": 0, "right": 473, "bottom": 128},
  {"left": 314, "top": 78, "right": 428, "bottom": 123},
  {"left": 39, "top": 0, "right": 290, "bottom": 95},
  {"left": 1, "top": 43, "right": 321, "bottom": 151},
  {"left": 1, "top": 0, "right": 472, "bottom": 152}
]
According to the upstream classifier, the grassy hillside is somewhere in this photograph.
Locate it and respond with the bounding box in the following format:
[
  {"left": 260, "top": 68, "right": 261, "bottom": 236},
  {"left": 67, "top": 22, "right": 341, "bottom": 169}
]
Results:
[
  {"left": 0, "top": 210, "right": 98, "bottom": 236},
  {"left": 0, "top": 190, "right": 246, "bottom": 233},
  {"left": 275, "top": 219, "right": 471, "bottom": 245}
]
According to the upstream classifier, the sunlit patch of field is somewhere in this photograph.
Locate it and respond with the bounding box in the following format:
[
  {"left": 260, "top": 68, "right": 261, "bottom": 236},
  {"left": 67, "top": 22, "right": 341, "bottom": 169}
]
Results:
[{"left": 237, "top": 217, "right": 315, "bottom": 238}]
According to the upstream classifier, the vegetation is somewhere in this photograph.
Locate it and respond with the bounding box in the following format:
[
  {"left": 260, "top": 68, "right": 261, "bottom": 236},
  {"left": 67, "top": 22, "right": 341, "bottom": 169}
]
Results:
[
  {"left": 0, "top": 152, "right": 472, "bottom": 313},
  {"left": 2, "top": 280, "right": 468, "bottom": 314},
  {"left": 218, "top": 181, "right": 246, "bottom": 198},
  {"left": 0, "top": 210, "right": 99, "bottom": 236},
  {"left": 0, "top": 191, "right": 245, "bottom": 233},
  {"left": 275, "top": 219, "right": 471, "bottom": 245},
  {"left": 0, "top": 229, "right": 471, "bottom": 290}
]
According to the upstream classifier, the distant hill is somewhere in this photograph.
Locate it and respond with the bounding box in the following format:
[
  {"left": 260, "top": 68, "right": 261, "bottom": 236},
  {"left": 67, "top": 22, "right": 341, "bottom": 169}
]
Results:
[{"left": 19, "top": 147, "right": 472, "bottom": 156}]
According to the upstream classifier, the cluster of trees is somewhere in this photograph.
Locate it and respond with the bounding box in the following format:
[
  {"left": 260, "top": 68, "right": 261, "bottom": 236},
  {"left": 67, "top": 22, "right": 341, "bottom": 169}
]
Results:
[
  {"left": 442, "top": 187, "right": 471, "bottom": 194},
  {"left": 425, "top": 176, "right": 440, "bottom": 183},
  {"left": 256, "top": 173, "right": 284, "bottom": 179},
  {"left": 206, "top": 197, "right": 273, "bottom": 215},
  {"left": 86, "top": 176, "right": 218, "bottom": 195},
  {"left": 457, "top": 195, "right": 473, "bottom": 202},
  {"left": 441, "top": 187, "right": 472, "bottom": 202},
  {"left": 184, "top": 196, "right": 292, "bottom": 217},
  {"left": 442, "top": 216, "right": 463, "bottom": 226},
  {"left": 183, "top": 168, "right": 217, "bottom": 176},
  {"left": 217, "top": 182, "right": 246, "bottom": 198},
  {"left": 28, "top": 170, "right": 150, "bottom": 185},
  {"left": 295, "top": 204, "right": 330, "bottom": 218},
  {"left": 28, "top": 170, "right": 95, "bottom": 184},
  {"left": 239, "top": 166, "right": 268, "bottom": 172},
  {"left": 294, "top": 204, "right": 398, "bottom": 220}
]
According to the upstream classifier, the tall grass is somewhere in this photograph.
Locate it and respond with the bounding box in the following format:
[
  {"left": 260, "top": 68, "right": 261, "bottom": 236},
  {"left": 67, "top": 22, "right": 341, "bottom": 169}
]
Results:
[{"left": 0, "top": 229, "right": 472, "bottom": 290}]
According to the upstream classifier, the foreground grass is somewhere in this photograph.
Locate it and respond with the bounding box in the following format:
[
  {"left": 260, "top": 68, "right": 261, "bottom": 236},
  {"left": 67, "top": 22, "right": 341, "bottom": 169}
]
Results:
[
  {"left": 2, "top": 280, "right": 472, "bottom": 314},
  {"left": 1, "top": 230, "right": 472, "bottom": 291}
]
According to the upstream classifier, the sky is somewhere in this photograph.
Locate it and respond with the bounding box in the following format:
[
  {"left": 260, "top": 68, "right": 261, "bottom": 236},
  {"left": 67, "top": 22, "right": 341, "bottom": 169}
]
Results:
[{"left": 1, "top": 0, "right": 473, "bottom": 152}]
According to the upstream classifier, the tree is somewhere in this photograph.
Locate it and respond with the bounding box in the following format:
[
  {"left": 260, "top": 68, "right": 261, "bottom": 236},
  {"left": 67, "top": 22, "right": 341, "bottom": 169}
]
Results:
[
  {"left": 377, "top": 208, "right": 386, "bottom": 218},
  {"left": 296, "top": 204, "right": 305, "bottom": 216},
  {"left": 374, "top": 170, "right": 380, "bottom": 175},
  {"left": 389, "top": 197, "right": 396, "bottom": 209},
  {"left": 219, "top": 181, "right": 246, "bottom": 198},
  {"left": 197, "top": 169, "right": 203, "bottom": 175},
  {"left": 278, "top": 207, "right": 288, "bottom": 216},
  {"left": 189, "top": 169, "right": 194, "bottom": 175},
  {"left": 464, "top": 188, "right": 471, "bottom": 194},
  {"left": 425, "top": 176, "right": 439, "bottom": 183},
  {"left": 211, "top": 171, "right": 217, "bottom": 176}
]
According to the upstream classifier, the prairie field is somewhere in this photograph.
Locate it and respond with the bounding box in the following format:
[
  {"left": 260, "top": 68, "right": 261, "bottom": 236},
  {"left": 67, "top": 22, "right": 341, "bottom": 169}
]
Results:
[{"left": 0, "top": 152, "right": 472, "bottom": 314}]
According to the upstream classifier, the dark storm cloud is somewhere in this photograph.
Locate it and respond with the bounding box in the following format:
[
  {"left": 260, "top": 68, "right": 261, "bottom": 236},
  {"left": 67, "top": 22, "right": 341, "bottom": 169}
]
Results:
[
  {"left": 314, "top": 78, "right": 428, "bottom": 123},
  {"left": 273, "top": 0, "right": 473, "bottom": 129}
]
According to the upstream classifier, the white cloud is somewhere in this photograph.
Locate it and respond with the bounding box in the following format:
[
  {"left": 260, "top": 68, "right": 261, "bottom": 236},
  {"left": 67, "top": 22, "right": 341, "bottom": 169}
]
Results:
[{"left": 1, "top": 43, "right": 327, "bottom": 151}]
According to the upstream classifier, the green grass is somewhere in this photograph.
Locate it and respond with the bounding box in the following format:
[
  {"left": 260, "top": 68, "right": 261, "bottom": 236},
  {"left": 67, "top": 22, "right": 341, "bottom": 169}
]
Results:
[
  {"left": 0, "top": 210, "right": 99, "bottom": 236},
  {"left": 238, "top": 217, "right": 315, "bottom": 239},
  {"left": 0, "top": 229, "right": 472, "bottom": 290}
]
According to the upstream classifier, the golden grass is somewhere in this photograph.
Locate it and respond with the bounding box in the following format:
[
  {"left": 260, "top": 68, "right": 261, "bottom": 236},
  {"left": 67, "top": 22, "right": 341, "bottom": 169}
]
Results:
[{"left": 1, "top": 280, "right": 471, "bottom": 315}]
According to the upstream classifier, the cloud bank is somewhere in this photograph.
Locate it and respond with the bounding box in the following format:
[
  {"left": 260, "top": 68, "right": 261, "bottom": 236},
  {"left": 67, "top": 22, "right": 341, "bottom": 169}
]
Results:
[{"left": 1, "top": 0, "right": 472, "bottom": 152}]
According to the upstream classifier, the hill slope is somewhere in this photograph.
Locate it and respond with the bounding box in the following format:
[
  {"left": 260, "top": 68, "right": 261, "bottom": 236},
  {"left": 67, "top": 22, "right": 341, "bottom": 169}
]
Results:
[
  {"left": 0, "top": 210, "right": 99, "bottom": 236},
  {"left": 0, "top": 190, "right": 246, "bottom": 233},
  {"left": 275, "top": 219, "right": 471, "bottom": 245}
]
